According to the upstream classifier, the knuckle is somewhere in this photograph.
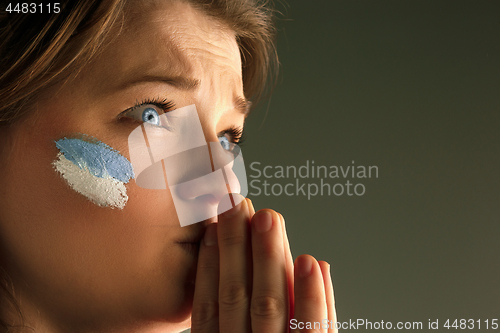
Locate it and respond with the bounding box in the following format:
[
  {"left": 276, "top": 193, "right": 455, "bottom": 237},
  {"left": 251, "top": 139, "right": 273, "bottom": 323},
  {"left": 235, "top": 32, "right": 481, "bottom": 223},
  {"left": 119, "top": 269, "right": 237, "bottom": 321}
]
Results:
[
  {"left": 218, "top": 233, "right": 246, "bottom": 247},
  {"left": 254, "top": 245, "right": 283, "bottom": 260},
  {"left": 219, "top": 281, "right": 248, "bottom": 308},
  {"left": 191, "top": 300, "right": 218, "bottom": 328},
  {"left": 197, "top": 259, "right": 218, "bottom": 271},
  {"left": 251, "top": 294, "right": 285, "bottom": 320}
]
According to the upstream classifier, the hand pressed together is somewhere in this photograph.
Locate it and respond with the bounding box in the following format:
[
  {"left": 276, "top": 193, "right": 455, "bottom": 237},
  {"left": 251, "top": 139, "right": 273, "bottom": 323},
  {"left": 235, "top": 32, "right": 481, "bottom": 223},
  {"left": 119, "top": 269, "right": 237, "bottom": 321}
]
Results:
[{"left": 191, "top": 196, "right": 337, "bottom": 333}]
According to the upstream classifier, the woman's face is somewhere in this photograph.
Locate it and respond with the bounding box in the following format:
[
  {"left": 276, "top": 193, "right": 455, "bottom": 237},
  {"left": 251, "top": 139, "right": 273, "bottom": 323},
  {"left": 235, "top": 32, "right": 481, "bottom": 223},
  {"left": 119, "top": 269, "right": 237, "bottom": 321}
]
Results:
[{"left": 0, "top": 1, "right": 246, "bottom": 331}]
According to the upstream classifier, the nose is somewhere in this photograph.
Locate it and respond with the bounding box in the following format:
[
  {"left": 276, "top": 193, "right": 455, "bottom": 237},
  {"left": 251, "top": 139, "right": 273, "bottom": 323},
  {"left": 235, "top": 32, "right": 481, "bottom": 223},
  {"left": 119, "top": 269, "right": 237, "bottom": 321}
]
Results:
[
  {"left": 128, "top": 104, "right": 247, "bottom": 226},
  {"left": 174, "top": 140, "right": 242, "bottom": 207}
]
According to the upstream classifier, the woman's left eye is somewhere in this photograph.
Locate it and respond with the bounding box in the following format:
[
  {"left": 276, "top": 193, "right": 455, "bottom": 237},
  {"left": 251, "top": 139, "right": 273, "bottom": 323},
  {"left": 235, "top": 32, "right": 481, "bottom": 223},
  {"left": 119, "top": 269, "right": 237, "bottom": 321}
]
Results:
[
  {"left": 219, "top": 136, "right": 231, "bottom": 151},
  {"left": 218, "top": 127, "right": 244, "bottom": 152},
  {"left": 141, "top": 107, "right": 161, "bottom": 126}
]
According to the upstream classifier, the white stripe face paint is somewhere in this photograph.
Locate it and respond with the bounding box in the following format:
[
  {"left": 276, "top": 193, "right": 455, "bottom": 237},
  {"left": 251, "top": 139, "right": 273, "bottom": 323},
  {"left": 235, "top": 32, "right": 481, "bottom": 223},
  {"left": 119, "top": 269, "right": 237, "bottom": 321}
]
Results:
[{"left": 52, "top": 135, "right": 135, "bottom": 209}]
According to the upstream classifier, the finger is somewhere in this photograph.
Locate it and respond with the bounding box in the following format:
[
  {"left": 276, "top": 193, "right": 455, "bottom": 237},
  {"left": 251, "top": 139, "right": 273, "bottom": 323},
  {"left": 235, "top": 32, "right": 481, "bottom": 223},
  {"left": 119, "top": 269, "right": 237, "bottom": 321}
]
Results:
[
  {"left": 318, "top": 261, "right": 336, "bottom": 333},
  {"left": 292, "top": 255, "right": 328, "bottom": 333},
  {"left": 247, "top": 198, "right": 255, "bottom": 218},
  {"left": 278, "top": 212, "right": 294, "bottom": 331},
  {"left": 191, "top": 223, "right": 219, "bottom": 333},
  {"left": 217, "top": 194, "right": 252, "bottom": 332},
  {"left": 250, "top": 210, "right": 288, "bottom": 332}
]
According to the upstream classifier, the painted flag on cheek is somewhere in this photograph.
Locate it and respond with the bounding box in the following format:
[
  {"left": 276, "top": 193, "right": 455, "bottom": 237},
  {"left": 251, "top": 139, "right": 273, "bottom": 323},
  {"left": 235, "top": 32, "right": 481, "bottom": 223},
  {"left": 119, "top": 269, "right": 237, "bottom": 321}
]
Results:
[{"left": 53, "top": 135, "right": 136, "bottom": 210}]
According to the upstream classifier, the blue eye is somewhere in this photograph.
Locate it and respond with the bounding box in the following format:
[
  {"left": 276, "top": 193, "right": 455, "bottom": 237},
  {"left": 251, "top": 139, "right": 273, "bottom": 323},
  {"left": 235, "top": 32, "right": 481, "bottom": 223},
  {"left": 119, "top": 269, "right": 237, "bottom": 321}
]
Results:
[
  {"left": 142, "top": 108, "right": 160, "bottom": 126},
  {"left": 219, "top": 136, "right": 231, "bottom": 151},
  {"left": 121, "top": 102, "right": 175, "bottom": 130}
]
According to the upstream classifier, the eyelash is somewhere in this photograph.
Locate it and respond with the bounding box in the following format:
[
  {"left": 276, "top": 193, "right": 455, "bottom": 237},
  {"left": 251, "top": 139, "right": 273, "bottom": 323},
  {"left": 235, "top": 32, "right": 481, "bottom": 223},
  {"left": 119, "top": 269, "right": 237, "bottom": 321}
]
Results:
[
  {"left": 221, "top": 126, "right": 246, "bottom": 146},
  {"left": 121, "top": 97, "right": 246, "bottom": 145},
  {"left": 128, "top": 97, "right": 176, "bottom": 114}
]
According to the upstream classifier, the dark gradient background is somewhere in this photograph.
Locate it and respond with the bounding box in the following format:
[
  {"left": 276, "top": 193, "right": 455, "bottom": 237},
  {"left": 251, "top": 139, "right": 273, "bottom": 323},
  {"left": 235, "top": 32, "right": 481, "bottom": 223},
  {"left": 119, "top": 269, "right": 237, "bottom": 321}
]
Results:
[{"left": 243, "top": 0, "right": 500, "bottom": 331}]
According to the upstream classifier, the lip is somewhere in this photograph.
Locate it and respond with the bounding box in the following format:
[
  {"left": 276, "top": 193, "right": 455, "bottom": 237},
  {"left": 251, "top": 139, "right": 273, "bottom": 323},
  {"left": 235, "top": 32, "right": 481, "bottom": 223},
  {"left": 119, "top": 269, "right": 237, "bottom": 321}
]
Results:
[
  {"left": 174, "top": 221, "right": 212, "bottom": 254},
  {"left": 177, "top": 241, "right": 201, "bottom": 256},
  {"left": 176, "top": 234, "right": 204, "bottom": 245},
  {"left": 175, "top": 217, "right": 216, "bottom": 247},
  {"left": 175, "top": 226, "right": 205, "bottom": 244}
]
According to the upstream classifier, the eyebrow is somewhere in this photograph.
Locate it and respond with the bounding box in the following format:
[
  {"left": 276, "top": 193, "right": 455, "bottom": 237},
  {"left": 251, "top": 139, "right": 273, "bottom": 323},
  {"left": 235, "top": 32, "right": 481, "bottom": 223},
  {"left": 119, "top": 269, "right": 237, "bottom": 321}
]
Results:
[
  {"left": 235, "top": 96, "right": 252, "bottom": 116},
  {"left": 120, "top": 74, "right": 252, "bottom": 116},
  {"left": 120, "top": 75, "right": 201, "bottom": 91}
]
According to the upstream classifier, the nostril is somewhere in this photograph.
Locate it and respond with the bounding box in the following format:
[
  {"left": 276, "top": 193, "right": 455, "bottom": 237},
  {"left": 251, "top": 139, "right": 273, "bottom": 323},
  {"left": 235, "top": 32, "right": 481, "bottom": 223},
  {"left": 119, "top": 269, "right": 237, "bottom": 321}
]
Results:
[
  {"left": 193, "top": 193, "right": 219, "bottom": 206},
  {"left": 174, "top": 169, "right": 231, "bottom": 201}
]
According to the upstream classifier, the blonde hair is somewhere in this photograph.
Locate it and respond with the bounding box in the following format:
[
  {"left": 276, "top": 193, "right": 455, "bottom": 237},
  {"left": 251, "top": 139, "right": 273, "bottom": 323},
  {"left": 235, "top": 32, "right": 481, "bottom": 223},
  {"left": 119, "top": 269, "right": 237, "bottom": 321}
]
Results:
[
  {"left": 0, "top": 0, "right": 277, "bottom": 329},
  {"left": 0, "top": 0, "right": 277, "bottom": 124}
]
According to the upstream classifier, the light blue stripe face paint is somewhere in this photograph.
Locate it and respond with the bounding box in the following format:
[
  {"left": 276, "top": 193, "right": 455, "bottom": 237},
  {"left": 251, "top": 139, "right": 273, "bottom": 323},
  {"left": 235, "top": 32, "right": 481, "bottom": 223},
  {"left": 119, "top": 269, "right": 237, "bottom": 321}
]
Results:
[
  {"left": 53, "top": 135, "right": 135, "bottom": 209},
  {"left": 55, "top": 136, "right": 135, "bottom": 183}
]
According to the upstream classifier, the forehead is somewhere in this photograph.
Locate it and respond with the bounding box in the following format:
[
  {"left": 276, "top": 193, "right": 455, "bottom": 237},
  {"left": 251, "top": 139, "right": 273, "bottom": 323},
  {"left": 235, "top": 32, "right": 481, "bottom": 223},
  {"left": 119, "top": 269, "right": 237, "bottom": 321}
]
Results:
[{"left": 86, "top": 0, "right": 243, "bottom": 97}]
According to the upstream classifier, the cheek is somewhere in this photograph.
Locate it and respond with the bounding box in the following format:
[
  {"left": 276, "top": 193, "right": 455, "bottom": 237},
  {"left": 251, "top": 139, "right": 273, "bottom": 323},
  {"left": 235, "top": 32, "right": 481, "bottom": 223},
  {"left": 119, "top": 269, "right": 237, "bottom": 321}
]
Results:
[
  {"left": 0, "top": 126, "right": 187, "bottom": 316},
  {"left": 53, "top": 134, "right": 135, "bottom": 209}
]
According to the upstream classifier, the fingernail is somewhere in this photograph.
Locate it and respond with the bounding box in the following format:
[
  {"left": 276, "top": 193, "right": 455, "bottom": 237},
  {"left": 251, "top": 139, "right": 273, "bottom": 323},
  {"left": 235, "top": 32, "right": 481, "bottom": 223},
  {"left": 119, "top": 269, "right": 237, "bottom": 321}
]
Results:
[
  {"left": 204, "top": 224, "right": 218, "bottom": 246},
  {"left": 319, "top": 261, "right": 330, "bottom": 273},
  {"left": 254, "top": 211, "right": 272, "bottom": 233},
  {"left": 297, "top": 256, "right": 313, "bottom": 278},
  {"left": 247, "top": 198, "right": 255, "bottom": 216}
]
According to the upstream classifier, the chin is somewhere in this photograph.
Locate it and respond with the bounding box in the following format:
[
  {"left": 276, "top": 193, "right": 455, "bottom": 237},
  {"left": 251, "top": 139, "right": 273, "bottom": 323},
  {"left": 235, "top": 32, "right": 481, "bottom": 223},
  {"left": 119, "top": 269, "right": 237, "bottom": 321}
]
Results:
[{"left": 138, "top": 262, "right": 197, "bottom": 326}]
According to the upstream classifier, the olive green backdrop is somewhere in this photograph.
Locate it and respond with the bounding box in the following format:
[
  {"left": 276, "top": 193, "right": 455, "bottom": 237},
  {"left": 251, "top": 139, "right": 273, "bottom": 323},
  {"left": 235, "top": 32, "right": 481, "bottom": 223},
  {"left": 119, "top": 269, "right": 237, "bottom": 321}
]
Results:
[{"left": 243, "top": 0, "right": 500, "bottom": 331}]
